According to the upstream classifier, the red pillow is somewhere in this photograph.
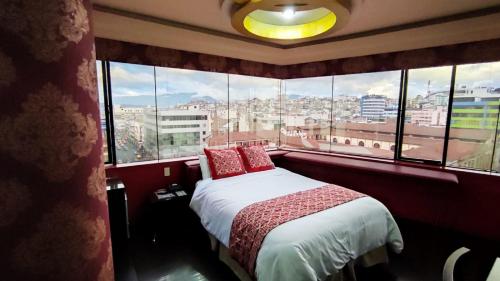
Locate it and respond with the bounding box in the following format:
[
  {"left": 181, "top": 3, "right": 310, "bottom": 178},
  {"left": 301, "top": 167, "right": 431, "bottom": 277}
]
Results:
[
  {"left": 237, "top": 145, "right": 275, "bottom": 173},
  {"left": 204, "top": 148, "right": 246, "bottom": 179}
]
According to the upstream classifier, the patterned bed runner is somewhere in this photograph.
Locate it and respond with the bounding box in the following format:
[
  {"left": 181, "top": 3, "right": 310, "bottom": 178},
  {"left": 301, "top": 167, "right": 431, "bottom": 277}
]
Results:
[{"left": 228, "top": 184, "right": 366, "bottom": 279}]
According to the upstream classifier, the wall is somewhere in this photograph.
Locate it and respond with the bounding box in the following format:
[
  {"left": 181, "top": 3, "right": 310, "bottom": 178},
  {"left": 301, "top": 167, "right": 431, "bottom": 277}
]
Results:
[
  {"left": 107, "top": 151, "right": 287, "bottom": 223},
  {"left": 105, "top": 160, "right": 186, "bottom": 223},
  {"left": 106, "top": 150, "right": 500, "bottom": 243}
]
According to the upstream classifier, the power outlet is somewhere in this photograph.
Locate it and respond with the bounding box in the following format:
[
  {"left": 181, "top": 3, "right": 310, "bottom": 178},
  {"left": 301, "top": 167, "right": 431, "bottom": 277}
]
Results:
[{"left": 164, "top": 167, "right": 170, "bottom": 177}]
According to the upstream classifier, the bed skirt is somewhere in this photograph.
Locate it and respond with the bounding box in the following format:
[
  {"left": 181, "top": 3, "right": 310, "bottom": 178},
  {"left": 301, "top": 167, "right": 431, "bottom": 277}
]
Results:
[{"left": 208, "top": 232, "right": 389, "bottom": 281}]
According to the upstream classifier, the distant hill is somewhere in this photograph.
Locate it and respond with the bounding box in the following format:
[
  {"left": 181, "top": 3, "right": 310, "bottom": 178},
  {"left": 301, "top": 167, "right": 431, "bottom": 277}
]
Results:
[
  {"left": 113, "top": 92, "right": 222, "bottom": 108},
  {"left": 287, "top": 94, "right": 303, "bottom": 100},
  {"left": 192, "top": 95, "right": 218, "bottom": 104},
  {"left": 157, "top": 92, "right": 196, "bottom": 108}
]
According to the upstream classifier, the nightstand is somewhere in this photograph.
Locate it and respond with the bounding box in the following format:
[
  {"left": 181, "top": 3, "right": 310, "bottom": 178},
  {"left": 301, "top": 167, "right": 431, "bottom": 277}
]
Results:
[
  {"left": 106, "top": 178, "right": 130, "bottom": 246},
  {"left": 149, "top": 186, "right": 193, "bottom": 244}
]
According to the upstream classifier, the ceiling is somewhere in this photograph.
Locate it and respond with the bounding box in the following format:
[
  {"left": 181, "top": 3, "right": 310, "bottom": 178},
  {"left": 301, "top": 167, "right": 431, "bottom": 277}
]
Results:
[{"left": 92, "top": 0, "right": 500, "bottom": 64}]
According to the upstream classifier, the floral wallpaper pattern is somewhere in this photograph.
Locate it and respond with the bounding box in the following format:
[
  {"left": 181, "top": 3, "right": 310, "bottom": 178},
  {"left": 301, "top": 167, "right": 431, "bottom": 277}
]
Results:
[
  {"left": 0, "top": 179, "right": 31, "bottom": 227},
  {"left": 0, "top": 83, "right": 98, "bottom": 182},
  {"left": 95, "top": 37, "right": 500, "bottom": 79},
  {"left": 0, "top": 50, "right": 16, "bottom": 86},
  {"left": 0, "top": 0, "right": 113, "bottom": 280},
  {"left": 13, "top": 203, "right": 107, "bottom": 278},
  {"left": 78, "top": 47, "right": 99, "bottom": 102},
  {"left": 0, "top": 0, "right": 90, "bottom": 63}
]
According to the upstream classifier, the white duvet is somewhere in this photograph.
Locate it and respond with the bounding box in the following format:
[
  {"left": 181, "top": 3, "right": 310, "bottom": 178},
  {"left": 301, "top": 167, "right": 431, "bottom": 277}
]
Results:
[{"left": 190, "top": 168, "right": 403, "bottom": 281}]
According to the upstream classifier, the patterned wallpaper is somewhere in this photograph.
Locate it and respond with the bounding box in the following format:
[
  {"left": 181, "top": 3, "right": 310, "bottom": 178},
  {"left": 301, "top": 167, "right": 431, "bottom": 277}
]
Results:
[
  {"left": 0, "top": 1, "right": 113, "bottom": 280},
  {"left": 95, "top": 37, "right": 290, "bottom": 78},
  {"left": 95, "top": 37, "right": 500, "bottom": 78}
]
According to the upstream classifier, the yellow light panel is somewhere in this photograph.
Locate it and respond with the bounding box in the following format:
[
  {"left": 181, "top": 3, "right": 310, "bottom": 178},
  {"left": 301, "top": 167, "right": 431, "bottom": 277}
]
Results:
[{"left": 243, "top": 11, "right": 336, "bottom": 40}]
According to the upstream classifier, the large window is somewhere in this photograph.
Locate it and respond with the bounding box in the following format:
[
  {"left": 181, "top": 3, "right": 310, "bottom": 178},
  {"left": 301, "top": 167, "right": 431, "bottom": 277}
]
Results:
[
  {"left": 109, "top": 62, "right": 158, "bottom": 164},
  {"left": 155, "top": 67, "right": 228, "bottom": 158},
  {"left": 447, "top": 62, "right": 500, "bottom": 171},
  {"left": 332, "top": 71, "right": 401, "bottom": 158},
  {"left": 400, "top": 66, "right": 453, "bottom": 163},
  {"left": 97, "top": 59, "right": 500, "bottom": 173},
  {"left": 229, "top": 75, "right": 281, "bottom": 148},
  {"left": 282, "top": 76, "right": 333, "bottom": 151}
]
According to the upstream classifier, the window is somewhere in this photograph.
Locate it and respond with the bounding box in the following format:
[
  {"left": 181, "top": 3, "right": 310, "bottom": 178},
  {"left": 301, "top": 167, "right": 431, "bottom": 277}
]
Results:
[
  {"left": 96, "top": 59, "right": 500, "bottom": 173},
  {"left": 155, "top": 67, "right": 228, "bottom": 159},
  {"left": 228, "top": 74, "right": 281, "bottom": 148},
  {"left": 447, "top": 62, "right": 500, "bottom": 171},
  {"left": 400, "top": 66, "right": 453, "bottom": 163},
  {"left": 109, "top": 62, "right": 158, "bottom": 164},
  {"left": 282, "top": 76, "right": 333, "bottom": 151},
  {"left": 332, "top": 71, "right": 401, "bottom": 158},
  {"left": 96, "top": 60, "right": 111, "bottom": 163}
]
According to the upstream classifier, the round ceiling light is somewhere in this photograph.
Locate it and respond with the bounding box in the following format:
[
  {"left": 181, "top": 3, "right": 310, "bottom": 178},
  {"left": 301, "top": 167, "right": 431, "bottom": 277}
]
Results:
[{"left": 231, "top": 0, "right": 351, "bottom": 43}]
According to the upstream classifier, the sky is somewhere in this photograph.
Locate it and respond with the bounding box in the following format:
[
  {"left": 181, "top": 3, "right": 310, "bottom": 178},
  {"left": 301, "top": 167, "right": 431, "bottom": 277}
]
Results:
[{"left": 97, "top": 61, "right": 500, "bottom": 106}]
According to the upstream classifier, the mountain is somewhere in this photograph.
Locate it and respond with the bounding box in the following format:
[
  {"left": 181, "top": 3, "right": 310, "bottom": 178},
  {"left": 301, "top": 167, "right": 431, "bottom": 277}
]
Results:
[
  {"left": 192, "top": 95, "right": 218, "bottom": 103},
  {"left": 156, "top": 92, "right": 196, "bottom": 108},
  {"left": 112, "top": 96, "right": 156, "bottom": 107},
  {"left": 113, "top": 92, "right": 222, "bottom": 108},
  {"left": 287, "top": 94, "right": 303, "bottom": 100}
]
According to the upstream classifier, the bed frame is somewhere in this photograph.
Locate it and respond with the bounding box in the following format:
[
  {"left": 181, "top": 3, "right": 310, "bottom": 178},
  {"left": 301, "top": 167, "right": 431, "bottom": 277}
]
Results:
[{"left": 207, "top": 232, "right": 389, "bottom": 281}]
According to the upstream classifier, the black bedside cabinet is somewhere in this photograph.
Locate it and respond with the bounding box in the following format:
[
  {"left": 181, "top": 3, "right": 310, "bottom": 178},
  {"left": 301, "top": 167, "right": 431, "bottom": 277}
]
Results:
[
  {"left": 148, "top": 186, "right": 196, "bottom": 244},
  {"left": 106, "top": 178, "right": 130, "bottom": 248}
]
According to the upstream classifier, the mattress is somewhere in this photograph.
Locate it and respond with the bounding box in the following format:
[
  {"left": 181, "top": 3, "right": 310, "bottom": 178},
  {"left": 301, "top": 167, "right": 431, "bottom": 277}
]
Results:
[{"left": 190, "top": 167, "right": 404, "bottom": 281}]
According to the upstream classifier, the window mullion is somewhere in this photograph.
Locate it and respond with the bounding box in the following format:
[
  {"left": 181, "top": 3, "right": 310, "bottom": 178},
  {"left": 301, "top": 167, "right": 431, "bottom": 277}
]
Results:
[
  {"left": 329, "top": 75, "right": 334, "bottom": 153},
  {"left": 489, "top": 90, "right": 500, "bottom": 172},
  {"left": 227, "top": 74, "right": 230, "bottom": 148},
  {"left": 154, "top": 66, "right": 160, "bottom": 161},
  {"left": 441, "top": 65, "right": 457, "bottom": 166},
  {"left": 103, "top": 61, "right": 117, "bottom": 165},
  {"left": 395, "top": 69, "right": 408, "bottom": 160}
]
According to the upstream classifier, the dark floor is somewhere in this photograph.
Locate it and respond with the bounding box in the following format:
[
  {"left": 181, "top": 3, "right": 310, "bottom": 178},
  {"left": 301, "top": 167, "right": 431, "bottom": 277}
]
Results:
[{"left": 113, "top": 218, "right": 482, "bottom": 281}]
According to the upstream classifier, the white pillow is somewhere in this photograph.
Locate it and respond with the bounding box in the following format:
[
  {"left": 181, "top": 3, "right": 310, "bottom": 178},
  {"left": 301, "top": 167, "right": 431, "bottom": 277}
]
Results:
[{"left": 198, "top": 154, "right": 211, "bottom": 180}]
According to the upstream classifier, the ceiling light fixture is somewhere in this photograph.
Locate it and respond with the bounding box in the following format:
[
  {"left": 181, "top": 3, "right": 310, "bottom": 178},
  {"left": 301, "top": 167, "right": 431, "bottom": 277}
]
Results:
[
  {"left": 230, "top": 0, "right": 351, "bottom": 43},
  {"left": 282, "top": 7, "right": 296, "bottom": 19}
]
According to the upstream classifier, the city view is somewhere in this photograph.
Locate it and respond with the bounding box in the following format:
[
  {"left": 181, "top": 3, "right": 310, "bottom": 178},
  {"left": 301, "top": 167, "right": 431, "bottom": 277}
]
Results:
[{"left": 97, "top": 61, "right": 500, "bottom": 172}]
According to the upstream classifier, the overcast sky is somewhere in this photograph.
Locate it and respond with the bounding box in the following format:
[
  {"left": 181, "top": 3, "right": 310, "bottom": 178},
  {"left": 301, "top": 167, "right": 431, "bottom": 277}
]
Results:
[{"left": 98, "top": 61, "right": 500, "bottom": 106}]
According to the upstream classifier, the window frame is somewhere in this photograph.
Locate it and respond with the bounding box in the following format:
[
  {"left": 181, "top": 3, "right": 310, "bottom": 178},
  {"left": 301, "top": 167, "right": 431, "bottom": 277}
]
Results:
[
  {"left": 96, "top": 59, "right": 500, "bottom": 173},
  {"left": 492, "top": 103, "right": 500, "bottom": 173},
  {"left": 99, "top": 60, "right": 115, "bottom": 165},
  {"left": 440, "top": 66, "right": 457, "bottom": 166},
  {"left": 395, "top": 67, "right": 457, "bottom": 166},
  {"left": 328, "top": 71, "right": 402, "bottom": 160}
]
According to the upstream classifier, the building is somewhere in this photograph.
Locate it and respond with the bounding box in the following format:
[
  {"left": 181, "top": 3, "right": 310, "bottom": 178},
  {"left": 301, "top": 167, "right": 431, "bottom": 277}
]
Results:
[
  {"left": 383, "top": 104, "right": 398, "bottom": 119},
  {"left": 144, "top": 109, "right": 210, "bottom": 158},
  {"left": 113, "top": 104, "right": 145, "bottom": 116},
  {"left": 360, "top": 95, "right": 387, "bottom": 121},
  {"left": 451, "top": 86, "right": 500, "bottom": 129},
  {"left": 410, "top": 106, "right": 448, "bottom": 127},
  {"left": 427, "top": 91, "right": 449, "bottom": 107}
]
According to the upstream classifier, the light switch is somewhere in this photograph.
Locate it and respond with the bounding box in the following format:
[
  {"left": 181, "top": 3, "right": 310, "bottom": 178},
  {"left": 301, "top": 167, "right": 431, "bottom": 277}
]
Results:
[{"left": 164, "top": 167, "right": 170, "bottom": 177}]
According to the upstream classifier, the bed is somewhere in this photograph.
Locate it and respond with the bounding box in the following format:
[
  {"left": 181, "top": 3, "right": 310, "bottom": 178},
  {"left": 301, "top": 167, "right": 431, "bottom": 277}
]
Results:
[{"left": 189, "top": 167, "right": 404, "bottom": 281}]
